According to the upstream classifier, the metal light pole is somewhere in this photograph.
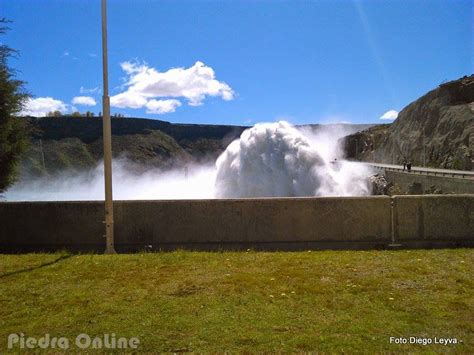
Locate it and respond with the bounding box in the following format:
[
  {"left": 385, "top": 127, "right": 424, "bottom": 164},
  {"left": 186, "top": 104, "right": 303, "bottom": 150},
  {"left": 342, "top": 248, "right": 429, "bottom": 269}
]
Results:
[{"left": 102, "top": 0, "right": 116, "bottom": 254}]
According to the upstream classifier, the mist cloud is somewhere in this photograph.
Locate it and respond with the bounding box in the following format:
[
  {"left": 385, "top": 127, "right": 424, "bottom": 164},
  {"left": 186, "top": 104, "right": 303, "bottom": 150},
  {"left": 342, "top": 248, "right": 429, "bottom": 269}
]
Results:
[{"left": 215, "top": 122, "right": 373, "bottom": 198}]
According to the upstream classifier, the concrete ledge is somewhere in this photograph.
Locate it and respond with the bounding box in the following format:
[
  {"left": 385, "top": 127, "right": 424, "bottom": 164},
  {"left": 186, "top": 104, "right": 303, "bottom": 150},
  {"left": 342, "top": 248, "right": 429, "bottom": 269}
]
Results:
[
  {"left": 113, "top": 197, "right": 392, "bottom": 244},
  {"left": 0, "top": 201, "right": 103, "bottom": 248},
  {"left": 385, "top": 170, "right": 474, "bottom": 194},
  {"left": 393, "top": 195, "right": 474, "bottom": 241},
  {"left": 0, "top": 195, "right": 472, "bottom": 253},
  {"left": 1, "top": 197, "right": 391, "bottom": 252}
]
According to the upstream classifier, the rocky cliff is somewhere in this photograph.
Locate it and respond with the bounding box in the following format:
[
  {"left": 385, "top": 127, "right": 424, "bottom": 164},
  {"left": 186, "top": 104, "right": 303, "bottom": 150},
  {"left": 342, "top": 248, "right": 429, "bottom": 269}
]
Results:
[{"left": 343, "top": 75, "right": 474, "bottom": 170}]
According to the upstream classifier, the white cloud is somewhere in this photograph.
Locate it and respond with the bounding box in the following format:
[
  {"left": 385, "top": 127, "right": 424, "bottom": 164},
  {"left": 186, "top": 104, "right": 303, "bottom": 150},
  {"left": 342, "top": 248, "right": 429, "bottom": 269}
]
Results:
[
  {"left": 20, "top": 97, "right": 69, "bottom": 117},
  {"left": 111, "top": 92, "right": 148, "bottom": 109},
  {"left": 380, "top": 110, "right": 398, "bottom": 120},
  {"left": 110, "top": 61, "right": 234, "bottom": 113},
  {"left": 62, "top": 51, "right": 69, "bottom": 57},
  {"left": 72, "top": 96, "right": 97, "bottom": 106},
  {"left": 145, "top": 99, "right": 182, "bottom": 114},
  {"left": 79, "top": 86, "right": 101, "bottom": 94},
  {"left": 89, "top": 53, "right": 97, "bottom": 57}
]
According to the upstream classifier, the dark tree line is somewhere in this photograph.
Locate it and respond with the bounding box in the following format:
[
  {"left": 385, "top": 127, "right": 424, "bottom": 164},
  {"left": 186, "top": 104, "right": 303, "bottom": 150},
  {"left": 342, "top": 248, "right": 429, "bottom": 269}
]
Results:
[{"left": 0, "top": 18, "right": 30, "bottom": 192}]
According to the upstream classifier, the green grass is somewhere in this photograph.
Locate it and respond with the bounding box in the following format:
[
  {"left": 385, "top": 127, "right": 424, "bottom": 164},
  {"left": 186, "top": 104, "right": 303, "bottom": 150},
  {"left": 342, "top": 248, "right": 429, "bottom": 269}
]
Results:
[{"left": 0, "top": 249, "right": 472, "bottom": 353}]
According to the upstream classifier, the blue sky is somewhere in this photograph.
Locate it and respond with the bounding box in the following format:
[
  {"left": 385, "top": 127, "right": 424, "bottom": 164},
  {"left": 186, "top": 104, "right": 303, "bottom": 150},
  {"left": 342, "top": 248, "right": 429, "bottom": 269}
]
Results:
[{"left": 3, "top": 0, "right": 472, "bottom": 125}]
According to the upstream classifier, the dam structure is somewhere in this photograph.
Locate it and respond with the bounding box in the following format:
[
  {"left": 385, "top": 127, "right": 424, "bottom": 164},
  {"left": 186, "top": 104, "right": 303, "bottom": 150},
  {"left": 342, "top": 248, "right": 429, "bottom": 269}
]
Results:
[{"left": 366, "top": 163, "right": 474, "bottom": 195}]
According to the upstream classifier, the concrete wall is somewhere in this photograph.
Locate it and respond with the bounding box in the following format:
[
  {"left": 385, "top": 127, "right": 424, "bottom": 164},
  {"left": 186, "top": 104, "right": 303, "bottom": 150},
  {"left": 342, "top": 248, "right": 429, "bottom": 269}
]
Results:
[
  {"left": 0, "top": 201, "right": 104, "bottom": 252},
  {"left": 392, "top": 195, "right": 474, "bottom": 248},
  {"left": 0, "top": 195, "right": 472, "bottom": 253},
  {"left": 1, "top": 197, "right": 392, "bottom": 252},
  {"left": 384, "top": 170, "right": 474, "bottom": 194}
]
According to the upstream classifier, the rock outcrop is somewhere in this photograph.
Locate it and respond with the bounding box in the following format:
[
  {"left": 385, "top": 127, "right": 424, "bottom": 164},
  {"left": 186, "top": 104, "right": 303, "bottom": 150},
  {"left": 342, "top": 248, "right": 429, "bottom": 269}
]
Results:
[
  {"left": 369, "top": 173, "right": 391, "bottom": 195},
  {"left": 343, "top": 75, "right": 474, "bottom": 170}
]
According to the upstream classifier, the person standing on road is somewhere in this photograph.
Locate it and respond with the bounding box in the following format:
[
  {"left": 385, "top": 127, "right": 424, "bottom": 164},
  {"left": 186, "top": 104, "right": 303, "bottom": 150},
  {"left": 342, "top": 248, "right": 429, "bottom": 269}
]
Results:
[
  {"left": 407, "top": 161, "right": 412, "bottom": 172},
  {"left": 403, "top": 160, "right": 407, "bottom": 171}
]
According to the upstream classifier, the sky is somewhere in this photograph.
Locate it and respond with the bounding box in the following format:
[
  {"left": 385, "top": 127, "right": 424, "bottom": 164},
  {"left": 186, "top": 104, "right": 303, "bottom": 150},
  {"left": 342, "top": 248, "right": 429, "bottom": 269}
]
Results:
[{"left": 2, "top": 0, "right": 472, "bottom": 125}]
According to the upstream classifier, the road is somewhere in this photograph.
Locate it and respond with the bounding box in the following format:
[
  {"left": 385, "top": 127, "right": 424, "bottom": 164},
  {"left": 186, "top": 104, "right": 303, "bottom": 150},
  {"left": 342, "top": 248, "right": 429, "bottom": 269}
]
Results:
[{"left": 364, "top": 162, "right": 474, "bottom": 180}]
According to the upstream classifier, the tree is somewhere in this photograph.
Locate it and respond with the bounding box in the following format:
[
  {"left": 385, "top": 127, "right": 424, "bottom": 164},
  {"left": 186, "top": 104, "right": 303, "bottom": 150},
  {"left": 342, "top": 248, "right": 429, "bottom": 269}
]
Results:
[
  {"left": 47, "top": 110, "right": 62, "bottom": 117},
  {"left": 0, "top": 19, "right": 30, "bottom": 192},
  {"left": 71, "top": 111, "right": 81, "bottom": 117}
]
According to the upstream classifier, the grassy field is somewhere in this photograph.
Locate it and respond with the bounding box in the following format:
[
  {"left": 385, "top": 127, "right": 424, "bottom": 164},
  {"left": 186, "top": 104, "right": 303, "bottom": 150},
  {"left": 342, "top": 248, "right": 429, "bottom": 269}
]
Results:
[{"left": 0, "top": 249, "right": 472, "bottom": 352}]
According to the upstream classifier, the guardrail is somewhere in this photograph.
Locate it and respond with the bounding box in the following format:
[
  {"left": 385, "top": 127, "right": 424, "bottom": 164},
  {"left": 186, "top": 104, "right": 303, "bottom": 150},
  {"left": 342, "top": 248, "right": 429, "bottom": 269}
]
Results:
[{"left": 366, "top": 164, "right": 474, "bottom": 180}]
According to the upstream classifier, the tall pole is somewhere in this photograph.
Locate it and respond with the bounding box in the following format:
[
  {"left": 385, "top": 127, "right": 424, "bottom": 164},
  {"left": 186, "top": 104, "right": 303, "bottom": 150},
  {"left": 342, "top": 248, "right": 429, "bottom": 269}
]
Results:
[{"left": 102, "top": 0, "right": 116, "bottom": 254}]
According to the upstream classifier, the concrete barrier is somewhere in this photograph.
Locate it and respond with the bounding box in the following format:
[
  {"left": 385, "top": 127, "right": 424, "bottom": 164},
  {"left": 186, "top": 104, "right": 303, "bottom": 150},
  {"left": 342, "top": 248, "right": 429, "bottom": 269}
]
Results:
[
  {"left": 0, "top": 201, "right": 104, "bottom": 252},
  {"left": 114, "top": 197, "right": 392, "bottom": 251},
  {"left": 392, "top": 195, "right": 474, "bottom": 248},
  {"left": 384, "top": 170, "right": 474, "bottom": 194},
  {"left": 0, "top": 195, "right": 472, "bottom": 253},
  {"left": 0, "top": 197, "right": 391, "bottom": 252}
]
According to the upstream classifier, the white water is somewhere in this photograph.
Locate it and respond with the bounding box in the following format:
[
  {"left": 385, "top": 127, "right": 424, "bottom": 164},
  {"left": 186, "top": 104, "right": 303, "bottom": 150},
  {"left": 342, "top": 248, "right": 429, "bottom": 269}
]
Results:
[
  {"left": 4, "top": 121, "right": 373, "bottom": 201},
  {"left": 215, "top": 121, "right": 372, "bottom": 198}
]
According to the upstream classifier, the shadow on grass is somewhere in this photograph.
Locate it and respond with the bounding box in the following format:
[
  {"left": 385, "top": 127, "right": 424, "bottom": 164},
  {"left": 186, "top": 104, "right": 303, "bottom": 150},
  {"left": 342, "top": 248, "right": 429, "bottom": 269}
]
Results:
[{"left": 0, "top": 254, "right": 73, "bottom": 279}]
